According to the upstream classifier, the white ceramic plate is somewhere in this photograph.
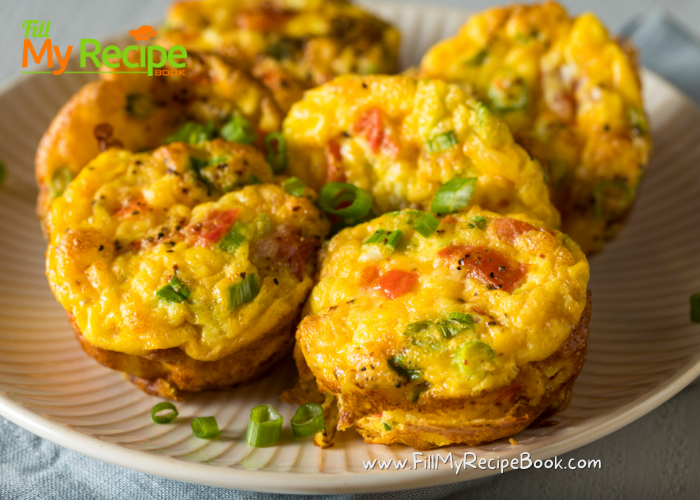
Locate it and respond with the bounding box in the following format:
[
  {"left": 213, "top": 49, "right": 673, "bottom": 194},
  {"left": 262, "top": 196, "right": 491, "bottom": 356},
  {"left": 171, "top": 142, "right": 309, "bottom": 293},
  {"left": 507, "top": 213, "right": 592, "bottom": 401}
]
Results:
[{"left": 1, "top": 2, "right": 700, "bottom": 495}]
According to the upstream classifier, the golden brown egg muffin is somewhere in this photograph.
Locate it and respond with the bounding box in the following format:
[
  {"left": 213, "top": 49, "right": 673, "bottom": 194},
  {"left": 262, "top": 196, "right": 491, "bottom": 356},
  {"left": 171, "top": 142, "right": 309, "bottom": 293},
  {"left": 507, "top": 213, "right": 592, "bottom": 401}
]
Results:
[
  {"left": 157, "top": 0, "right": 401, "bottom": 111},
  {"left": 295, "top": 207, "right": 590, "bottom": 449},
  {"left": 36, "top": 51, "right": 283, "bottom": 225},
  {"left": 419, "top": 1, "right": 651, "bottom": 254},
  {"left": 45, "top": 140, "right": 329, "bottom": 399},
  {"left": 283, "top": 75, "right": 560, "bottom": 229}
]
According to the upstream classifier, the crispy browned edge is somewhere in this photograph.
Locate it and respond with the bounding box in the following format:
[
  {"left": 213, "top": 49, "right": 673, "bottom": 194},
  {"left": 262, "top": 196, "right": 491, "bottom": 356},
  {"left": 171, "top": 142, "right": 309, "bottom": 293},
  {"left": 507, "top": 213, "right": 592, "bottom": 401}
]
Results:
[
  {"left": 68, "top": 309, "right": 298, "bottom": 401},
  {"left": 287, "top": 291, "right": 591, "bottom": 450}
]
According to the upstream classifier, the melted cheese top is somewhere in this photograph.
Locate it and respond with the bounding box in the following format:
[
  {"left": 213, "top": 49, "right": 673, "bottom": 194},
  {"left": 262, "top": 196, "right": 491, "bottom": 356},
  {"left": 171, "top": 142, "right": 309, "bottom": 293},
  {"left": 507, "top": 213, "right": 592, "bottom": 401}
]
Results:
[
  {"left": 283, "top": 75, "right": 560, "bottom": 229},
  {"left": 46, "top": 141, "right": 328, "bottom": 361},
  {"left": 299, "top": 207, "right": 589, "bottom": 398}
]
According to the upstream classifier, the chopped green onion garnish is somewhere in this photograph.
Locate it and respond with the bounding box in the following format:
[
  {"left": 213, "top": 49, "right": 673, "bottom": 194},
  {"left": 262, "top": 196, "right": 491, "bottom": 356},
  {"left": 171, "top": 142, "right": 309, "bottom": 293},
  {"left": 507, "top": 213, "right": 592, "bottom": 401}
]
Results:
[
  {"left": 265, "top": 132, "right": 287, "bottom": 173},
  {"left": 413, "top": 213, "right": 440, "bottom": 238},
  {"left": 165, "top": 121, "right": 216, "bottom": 145},
  {"left": 191, "top": 416, "right": 221, "bottom": 439},
  {"left": 430, "top": 177, "right": 477, "bottom": 214},
  {"left": 229, "top": 273, "right": 261, "bottom": 309},
  {"left": 220, "top": 115, "right": 257, "bottom": 144},
  {"left": 629, "top": 107, "right": 648, "bottom": 136},
  {"left": 169, "top": 276, "right": 190, "bottom": 299},
  {"left": 284, "top": 177, "right": 305, "bottom": 197},
  {"left": 383, "top": 423, "right": 391, "bottom": 431},
  {"left": 246, "top": 404, "right": 283, "bottom": 447},
  {"left": 364, "top": 229, "right": 402, "bottom": 250},
  {"left": 488, "top": 73, "right": 528, "bottom": 112},
  {"left": 456, "top": 341, "right": 495, "bottom": 375},
  {"left": 50, "top": 167, "right": 73, "bottom": 198},
  {"left": 691, "top": 292, "right": 700, "bottom": 323},
  {"left": 125, "top": 93, "right": 154, "bottom": 118},
  {"left": 593, "top": 180, "right": 631, "bottom": 218},
  {"left": 448, "top": 312, "right": 474, "bottom": 326},
  {"left": 388, "top": 355, "right": 423, "bottom": 382},
  {"left": 426, "top": 130, "right": 458, "bottom": 154},
  {"left": 463, "top": 48, "right": 487, "bottom": 66},
  {"left": 157, "top": 275, "right": 190, "bottom": 303},
  {"left": 151, "top": 402, "right": 178, "bottom": 424},
  {"left": 247, "top": 174, "right": 263, "bottom": 185},
  {"left": 318, "top": 182, "right": 373, "bottom": 219},
  {"left": 291, "top": 403, "right": 325, "bottom": 438},
  {"left": 219, "top": 222, "right": 246, "bottom": 253},
  {"left": 468, "top": 215, "right": 487, "bottom": 229}
]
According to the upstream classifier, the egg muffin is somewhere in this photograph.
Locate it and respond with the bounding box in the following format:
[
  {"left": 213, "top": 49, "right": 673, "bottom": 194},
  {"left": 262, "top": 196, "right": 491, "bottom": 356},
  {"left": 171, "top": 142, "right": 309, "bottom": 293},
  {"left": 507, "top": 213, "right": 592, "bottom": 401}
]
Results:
[
  {"left": 295, "top": 207, "right": 590, "bottom": 449},
  {"left": 157, "top": 0, "right": 401, "bottom": 111},
  {"left": 419, "top": 1, "right": 651, "bottom": 254},
  {"left": 283, "top": 75, "right": 560, "bottom": 229},
  {"left": 36, "top": 51, "right": 283, "bottom": 225},
  {"left": 45, "top": 140, "right": 329, "bottom": 399}
]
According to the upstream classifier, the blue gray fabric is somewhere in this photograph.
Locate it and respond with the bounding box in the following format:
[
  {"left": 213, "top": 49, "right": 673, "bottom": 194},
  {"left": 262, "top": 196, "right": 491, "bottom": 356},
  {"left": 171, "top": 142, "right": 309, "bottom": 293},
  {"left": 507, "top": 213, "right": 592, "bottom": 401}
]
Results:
[{"left": 1, "top": 8, "right": 700, "bottom": 500}]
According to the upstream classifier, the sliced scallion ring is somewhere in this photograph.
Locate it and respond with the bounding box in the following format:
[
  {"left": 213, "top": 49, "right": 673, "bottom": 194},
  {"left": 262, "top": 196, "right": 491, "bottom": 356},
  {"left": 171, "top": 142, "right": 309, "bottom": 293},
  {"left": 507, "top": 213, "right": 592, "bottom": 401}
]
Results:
[
  {"left": 219, "top": 222, "right": 247, "bottom": 253},
  {"left": 229, "top": 273, "right": 261, "bottom": 309},
  {"left": 413, "top": 213, "right": 440, "bottom": 238},
  {"left": 221, "top": 115, "right": 257, "bottom": 144},
  {"left": 284, "top": 177, "right": 305, "bottom": 197},
  {"left": 291, "top": 403, "right": 325, "bottom": 438},
  {"left": 50, "top": 167, "right": 73, "bottom": 198},
  {"left": 318, "top": 182, "right": 372, "bottom": 219},
  {"left": 191, "top": 416, "right": 221, "bottom": 438},
  {"left": 469, "top": 215, "right": 487, "bottom": 229},
  {"left": 448, "top": 312, "right": 474, "bottom": 326},
  {"left": 151, "top": 402, "right": 178, "bottom": 424},
  {"left": 426, "top": 130, "right": 458, "bottom": 154},
  {"left": 265, "top": 132, "right": 287, "bottom": 173},
  {"left": 430, "top": 177, "right": 477, "bottom": 214},
  {"left": 165, "top": 120, "right": 216, "bottom": 145},
  {"left": 246, "top": 404, "right": 283, "bottom": 447}
]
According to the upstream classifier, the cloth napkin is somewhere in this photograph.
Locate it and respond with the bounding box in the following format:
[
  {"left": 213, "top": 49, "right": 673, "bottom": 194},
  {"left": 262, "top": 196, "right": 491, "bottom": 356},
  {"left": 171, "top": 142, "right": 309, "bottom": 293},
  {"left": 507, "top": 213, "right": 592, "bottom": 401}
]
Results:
[{"left": 2, "top": 9, "right": 700, "bottom": 500}]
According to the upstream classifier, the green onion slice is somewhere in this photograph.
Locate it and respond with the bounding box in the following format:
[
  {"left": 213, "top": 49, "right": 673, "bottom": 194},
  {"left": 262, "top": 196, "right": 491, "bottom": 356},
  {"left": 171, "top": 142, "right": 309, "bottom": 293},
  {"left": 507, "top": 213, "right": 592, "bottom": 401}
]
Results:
[
  {"left": 165, "top": 120, "right": 216, "bottom": 145},
  {"left": 191, "top": 416, "right": 221, "bottom": 439},
  {"left": 50, "top": 167, "right": 73, "bottom": 198},
  {"left": 456, "top": 341, "right": 495, "bottom": 375},
  {"left": 284, "top": 177, "right": 305, "bottom": 197},
  {"left": 449, "top": 312, "right": 474, "bottom": 326},
  {"left": 413, "top": 213, "right": 440, "bottom": 238},
  {"left": 229, "top": 273, "right": 261, "bottom": 309},
  {"left": 463, "top": 48, "right": 487, "bottom": 66},
  {"left": 169, "top": 276, "right": 190, "bottom": 299},
  {"left": 291, "top": 403, "right": 325, "bottom": 438},
  {"left": 488, "top": 73, "right": 529, "bottom": 112},
  {"left": 125, "top": 93, "right": 154, "bottom": 118},
  {"left": 221, "top": 115, "right": 257, "bottom": 145},
  {"left": 219, "top": 222, "right": 247, "bottom": 253},
  {"left": 629, "top": 107, "right": 648, "bottom": 136},
  {"left": 156, "top": 275, "right": 190, "bottom": 303},
  {"left": 469, "top": 215, "right": 487, "bottom": 229},
  {"left": 383, "top": 423, "right": 391, "bottom": 431},
  {"left": 691, "top": 292, "right": 700, "bottom": 323},
  {"left": 388, "top": 355, "right": 423, "bottom": 382},
  {"left": 364, "top": 229, "right": 402, "bottom": 250},
  {"left": 246, "top": 404, "right": 283, "bottom": 447},
  {"left": 151, "top": 402, "right": 178, "bottom": 424},
  {"left": 430, "top": 177, "right": 477, "bottom": 214},
  {"left": 265, "top": 132, "right": 287, "bottom": 173},
  {"left": 426, "top": 130, "right": 458, "bottom": 154},
  {"left": 318, "top": 182, "right": 372, "bottom": 219},
  {"left": 593, "top": 180, "right": 631, "bottom": 218}
]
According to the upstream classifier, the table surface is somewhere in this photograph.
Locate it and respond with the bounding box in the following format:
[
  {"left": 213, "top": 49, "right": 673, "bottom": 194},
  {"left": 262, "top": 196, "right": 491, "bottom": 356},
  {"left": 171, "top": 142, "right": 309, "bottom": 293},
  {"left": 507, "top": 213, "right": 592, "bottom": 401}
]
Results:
[{"left": 1, "top": 1, "right": 699, "bottom": 498}]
